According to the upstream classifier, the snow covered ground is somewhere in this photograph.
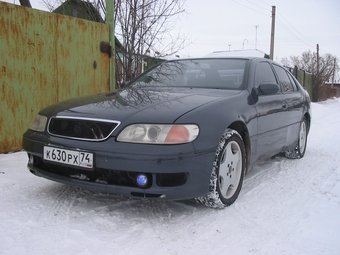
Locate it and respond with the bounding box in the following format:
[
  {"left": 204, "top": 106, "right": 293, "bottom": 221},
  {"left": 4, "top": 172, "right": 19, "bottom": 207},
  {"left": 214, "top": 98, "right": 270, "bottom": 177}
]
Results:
[{"left": 1, "top": 98, "right": 340, "bottom": 255}]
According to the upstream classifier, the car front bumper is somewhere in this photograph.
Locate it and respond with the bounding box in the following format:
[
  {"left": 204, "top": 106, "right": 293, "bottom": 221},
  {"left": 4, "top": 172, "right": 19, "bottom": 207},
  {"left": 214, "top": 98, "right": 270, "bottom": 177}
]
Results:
[{"left": 23, "top": 130, "right": 215, "bottom": 200}]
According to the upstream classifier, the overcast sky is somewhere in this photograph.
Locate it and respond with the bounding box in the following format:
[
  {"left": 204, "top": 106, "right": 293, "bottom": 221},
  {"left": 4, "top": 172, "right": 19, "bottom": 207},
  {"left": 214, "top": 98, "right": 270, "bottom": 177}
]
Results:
[
  {"left": 175, "top": 0, "right": 340, "bottom": 61},
  {"left": 5, "top": 0, "right": 340, "bottom": 62}
]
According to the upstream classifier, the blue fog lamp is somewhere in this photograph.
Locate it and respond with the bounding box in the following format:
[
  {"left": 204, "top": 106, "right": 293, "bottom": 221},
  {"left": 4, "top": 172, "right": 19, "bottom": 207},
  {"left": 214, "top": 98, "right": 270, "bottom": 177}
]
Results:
[{"left": 136, "top": 174, "right": 148, "bottom": 188}]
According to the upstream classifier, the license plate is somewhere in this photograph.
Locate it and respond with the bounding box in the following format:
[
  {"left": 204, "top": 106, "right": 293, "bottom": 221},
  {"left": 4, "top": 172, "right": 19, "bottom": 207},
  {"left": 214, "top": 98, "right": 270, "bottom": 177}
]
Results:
[{"left": 43, "top": 146, "right": 93, "bottom": 169}]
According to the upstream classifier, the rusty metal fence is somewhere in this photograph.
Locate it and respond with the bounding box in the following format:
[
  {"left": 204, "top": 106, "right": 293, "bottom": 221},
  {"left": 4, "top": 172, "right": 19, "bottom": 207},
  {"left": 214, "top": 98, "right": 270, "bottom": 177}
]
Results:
[{"left": 0, "top": 2, "right": 110, "bottom": 153}]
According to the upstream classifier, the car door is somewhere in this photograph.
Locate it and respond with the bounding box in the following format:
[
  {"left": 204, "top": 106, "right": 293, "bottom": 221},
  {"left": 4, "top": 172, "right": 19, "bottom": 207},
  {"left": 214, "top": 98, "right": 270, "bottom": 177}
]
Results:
[
  {"left": 253, "top": 61, "right": 288, "bottom": 162},
  {"left": 272, "top": 64, "right": 304, "bottom": 148}
]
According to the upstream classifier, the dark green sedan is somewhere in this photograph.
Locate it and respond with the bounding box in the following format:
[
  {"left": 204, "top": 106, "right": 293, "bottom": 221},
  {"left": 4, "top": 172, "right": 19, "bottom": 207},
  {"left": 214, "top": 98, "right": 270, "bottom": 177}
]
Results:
[{"left": 23, "top": 56, "right": 311, "bottom": 208}]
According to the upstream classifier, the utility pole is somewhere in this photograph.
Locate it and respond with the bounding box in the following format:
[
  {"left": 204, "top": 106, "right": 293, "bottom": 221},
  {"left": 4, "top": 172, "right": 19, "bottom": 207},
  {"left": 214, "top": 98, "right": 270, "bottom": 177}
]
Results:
[
  {"left": 316, "top": 44, "right": 320, "bottom": 77},
  {"left": 270, "top": 6, "right": 276, "bottom": 60},
  {"left": 106, "top": 0, "right": 116, "bottom": 90},
  {"left": 332, "top": 57, "right": 336, "bottom": 89},
  {"left": 316, "top": 43, "right": 320, "bottom": 101},
  {"left": 254, "top": 25, "right": 259, "bottom": 50}
]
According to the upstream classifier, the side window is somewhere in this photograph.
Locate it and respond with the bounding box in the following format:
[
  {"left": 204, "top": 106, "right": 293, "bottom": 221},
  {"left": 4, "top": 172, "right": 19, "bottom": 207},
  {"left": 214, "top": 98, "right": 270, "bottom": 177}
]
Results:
[
  {"left": 273, "top": 65, "right": 295, "bottom": 93},
  {"left": 287, "top": 72, "right": 298, "bottom": 91},
  {"left": 255, "top": 62, "right": 277, "bottom": 89}
]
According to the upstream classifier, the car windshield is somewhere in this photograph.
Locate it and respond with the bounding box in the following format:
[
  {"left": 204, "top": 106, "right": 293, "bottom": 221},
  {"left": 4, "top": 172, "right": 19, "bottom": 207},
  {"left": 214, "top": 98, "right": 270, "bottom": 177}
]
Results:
[{"left": 130, "top": 59, "right": 248, "bottom": 90}]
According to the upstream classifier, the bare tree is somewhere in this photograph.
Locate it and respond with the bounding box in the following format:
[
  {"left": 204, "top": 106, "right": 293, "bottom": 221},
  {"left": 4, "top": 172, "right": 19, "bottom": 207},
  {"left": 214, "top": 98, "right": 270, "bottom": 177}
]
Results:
[
  {"left": 41, "top": 0, "right": 61, "bottom": 11},
  {"left": 42, "top": 0, "right": 188, "bottom": 88},
  {"left": 113, "top": 0, "right": 188, "bottom": 87},
  {"left": 282, "top": 50, "right": 339, "bottom": 101}
]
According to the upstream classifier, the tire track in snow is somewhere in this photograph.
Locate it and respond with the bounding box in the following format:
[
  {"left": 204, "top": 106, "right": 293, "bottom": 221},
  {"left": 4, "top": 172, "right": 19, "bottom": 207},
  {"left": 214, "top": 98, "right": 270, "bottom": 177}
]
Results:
[
  {"left": 44, "top": 186, "right": 76, "bottom": 220},
  {"left": 34, "top": 184, "right": 86, "bottom": 250},
  {"left": 111, "top": 199, "right": 212, "bottom": 255},
  {"left": 233, "top": 156, "right": 313, "bottom": 232}
]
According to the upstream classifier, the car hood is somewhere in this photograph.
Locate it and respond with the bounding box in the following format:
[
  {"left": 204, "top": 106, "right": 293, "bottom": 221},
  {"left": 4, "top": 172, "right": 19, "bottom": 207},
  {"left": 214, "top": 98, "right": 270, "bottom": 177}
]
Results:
[{"left": 40, "top": 86, "right": 241, "bottom": 123}]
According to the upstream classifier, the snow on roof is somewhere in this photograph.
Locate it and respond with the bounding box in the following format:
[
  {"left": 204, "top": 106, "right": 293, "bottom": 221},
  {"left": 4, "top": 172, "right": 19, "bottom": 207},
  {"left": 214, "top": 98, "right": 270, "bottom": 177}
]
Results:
[{"left": 206, "top": 49, "right": 269, "bottom": 58}]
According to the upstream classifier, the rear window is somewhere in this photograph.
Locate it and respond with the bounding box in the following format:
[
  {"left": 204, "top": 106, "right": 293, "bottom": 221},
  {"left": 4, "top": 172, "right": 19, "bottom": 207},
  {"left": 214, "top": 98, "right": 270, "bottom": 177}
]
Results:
[{"left": 131, "top": 59, "right": 248, "bottom": 90}]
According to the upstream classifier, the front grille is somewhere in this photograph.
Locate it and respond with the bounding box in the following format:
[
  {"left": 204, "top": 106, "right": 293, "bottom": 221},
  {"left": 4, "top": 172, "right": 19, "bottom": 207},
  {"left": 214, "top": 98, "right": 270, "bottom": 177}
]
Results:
[{"left": 48, "top": 117, "right": 120, "bottom": 141}]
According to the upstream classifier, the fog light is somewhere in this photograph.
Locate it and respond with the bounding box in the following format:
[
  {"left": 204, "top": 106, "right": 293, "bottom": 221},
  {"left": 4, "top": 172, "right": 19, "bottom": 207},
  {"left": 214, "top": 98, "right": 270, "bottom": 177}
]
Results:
[
  {"left": 136, "top": 174, "right": 148, "bottom": 188},
  {"left": 29, "top": 154, "right": 34, "bottom": 165}
]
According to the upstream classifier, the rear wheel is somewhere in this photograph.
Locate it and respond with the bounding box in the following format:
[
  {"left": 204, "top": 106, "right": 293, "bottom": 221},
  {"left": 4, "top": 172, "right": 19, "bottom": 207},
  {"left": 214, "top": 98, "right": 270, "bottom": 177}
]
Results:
[
  {"left": 285, "top": 117, "right": 308, "bottom": 159},
  {"left": 196, "top": 129, "right": 246, "bottom": 208}
]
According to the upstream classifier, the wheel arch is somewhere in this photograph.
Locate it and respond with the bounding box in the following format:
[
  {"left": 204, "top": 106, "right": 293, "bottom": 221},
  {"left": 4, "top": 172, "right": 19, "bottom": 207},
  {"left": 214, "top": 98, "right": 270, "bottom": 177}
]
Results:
[{"left": 228, "top": 121, "right": 251, "bottom": 174}]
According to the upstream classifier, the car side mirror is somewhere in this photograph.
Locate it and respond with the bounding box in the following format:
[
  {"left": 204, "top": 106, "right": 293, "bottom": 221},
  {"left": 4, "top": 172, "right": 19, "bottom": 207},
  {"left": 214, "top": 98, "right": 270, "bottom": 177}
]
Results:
[{"left": 258, "top": 83, "right": 280, "bottom": 95}]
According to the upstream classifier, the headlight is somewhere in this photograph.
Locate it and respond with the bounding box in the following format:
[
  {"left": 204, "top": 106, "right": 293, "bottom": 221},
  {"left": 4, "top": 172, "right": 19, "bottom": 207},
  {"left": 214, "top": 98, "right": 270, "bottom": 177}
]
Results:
[
  {"left": 117, "top": 124, "right": 199, "bottom": 144},
  {"left": 29, "top": 114, "right": 48, "bottom": 132}
]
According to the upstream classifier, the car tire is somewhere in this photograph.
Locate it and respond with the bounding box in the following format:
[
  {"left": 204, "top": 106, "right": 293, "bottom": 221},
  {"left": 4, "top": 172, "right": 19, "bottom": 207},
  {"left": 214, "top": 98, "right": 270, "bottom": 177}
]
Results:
[
  {"left": 196, "top": 129, "right": 246, "bottom": 208},
  {"left": 285, "top": 117, "right": 308, "bottom": 159}
]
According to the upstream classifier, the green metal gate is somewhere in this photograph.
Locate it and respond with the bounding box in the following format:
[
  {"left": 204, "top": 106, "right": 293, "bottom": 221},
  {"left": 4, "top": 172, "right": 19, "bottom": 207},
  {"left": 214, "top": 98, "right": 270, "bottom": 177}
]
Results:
[{"left": 0, "top": 2, "right": 110, "bottom": 153}]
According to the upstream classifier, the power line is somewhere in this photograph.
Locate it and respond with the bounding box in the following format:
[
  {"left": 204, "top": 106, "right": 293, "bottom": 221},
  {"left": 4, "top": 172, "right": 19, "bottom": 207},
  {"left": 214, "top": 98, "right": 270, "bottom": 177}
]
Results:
[
  {"left": 276, "top": 15, "right": 315, "bottom": 49},
  {"left": 231, "top": 0, "right": 270, "bottom": 17},
  {"left": 276, "top": 12, "right": 315, "bottom": 47},
  {"left": 258, "top": 0, "right": 272, "bottom": 7},
  {"left": 230, "top": 1, "right": 316, "bottom": 53},
  {"left": 244, "top": 0, "right": 269, "bottom": 11}
]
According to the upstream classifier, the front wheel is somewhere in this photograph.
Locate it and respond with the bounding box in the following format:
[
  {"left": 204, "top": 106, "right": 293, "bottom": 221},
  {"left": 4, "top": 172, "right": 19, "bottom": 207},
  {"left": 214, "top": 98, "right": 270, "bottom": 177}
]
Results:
[
  {"left": 285, "top": 117, "right": 308, "bottom": 159},
  {"left": 196, "top": 129, "right": 246, "bottom": 208}
]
